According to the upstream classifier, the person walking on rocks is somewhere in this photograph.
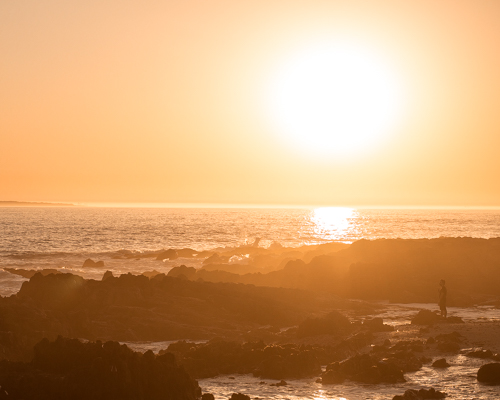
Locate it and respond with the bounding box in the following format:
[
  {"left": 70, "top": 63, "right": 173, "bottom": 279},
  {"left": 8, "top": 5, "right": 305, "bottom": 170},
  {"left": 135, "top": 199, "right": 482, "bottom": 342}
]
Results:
[{"left": 438, "top": 279, "right": 447, "bottom": 318}]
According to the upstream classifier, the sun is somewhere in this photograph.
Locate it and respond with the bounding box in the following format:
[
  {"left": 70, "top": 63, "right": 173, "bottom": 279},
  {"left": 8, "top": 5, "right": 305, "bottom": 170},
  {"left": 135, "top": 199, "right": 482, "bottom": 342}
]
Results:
[{"left": 267, "top": 41, "right": 403, "bottom": 159}]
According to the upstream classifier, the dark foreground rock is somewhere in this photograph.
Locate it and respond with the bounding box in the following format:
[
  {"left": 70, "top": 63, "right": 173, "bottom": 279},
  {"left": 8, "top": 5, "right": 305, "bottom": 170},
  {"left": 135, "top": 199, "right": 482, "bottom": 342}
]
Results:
[
  {"left": 297, "top": 311, "right": 352, "bottom": 338},
  {"left": 0, "top": 272, "right": 327, "bottom": 360},
  {"left": 163, "top": 332, "right": 372, "bottom": 380},
  {"left": 0, "top": 336, "right": 200, "bottom": 400},
  {"left": 164, "top": 339, "right": 321, "bottom": 380},
  {"left": 229, "top": 394, "right": 250, "bottom": 400},
  {"left": 432, "top": 358, "right": 450, "bottom": 368},
  {"left": 322, "top": 353, "right": 405, "bottom": 384},
  {"left": 466, "top": 348, "right": 500, "bottom": 361},
  {"left": 477, "top": 363, "right": 500, "bottom": 384},
  {"left": 411, "top": 310, "right": 440, "bottom": 325},
  {"left": 392, "top": 388, "right": 447, "bottom": 399},
  {"left": 370, "top": 340, "right": 426, "bottom": 373},
  {"left": 435, "top": 332, "right": 462, "bottom": 353},
  {"left": 362, "top": 317, "right": 394, "bottom": 332}
]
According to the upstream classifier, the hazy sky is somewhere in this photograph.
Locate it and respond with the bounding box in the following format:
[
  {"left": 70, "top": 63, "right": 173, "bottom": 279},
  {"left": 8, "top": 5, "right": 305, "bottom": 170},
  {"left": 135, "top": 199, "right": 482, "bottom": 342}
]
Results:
[{"left": 2, "top": 0, "right": 500, "bottom": 206}]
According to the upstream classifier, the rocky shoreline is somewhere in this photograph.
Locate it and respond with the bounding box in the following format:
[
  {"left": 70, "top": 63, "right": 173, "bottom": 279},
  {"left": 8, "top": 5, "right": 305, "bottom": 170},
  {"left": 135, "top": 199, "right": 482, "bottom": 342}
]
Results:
[{"left": 1, "top": 237, "right": 500, "bottom": 398}]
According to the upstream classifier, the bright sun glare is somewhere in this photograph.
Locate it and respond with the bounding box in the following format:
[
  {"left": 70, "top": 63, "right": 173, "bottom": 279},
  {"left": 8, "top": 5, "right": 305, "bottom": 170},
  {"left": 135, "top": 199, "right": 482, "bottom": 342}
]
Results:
[
  {"left": 311, "top": 207, "right": 355, "bottom": 239},
  {"left": 268, "top": 41, "right": 403, "bottom": 159}
]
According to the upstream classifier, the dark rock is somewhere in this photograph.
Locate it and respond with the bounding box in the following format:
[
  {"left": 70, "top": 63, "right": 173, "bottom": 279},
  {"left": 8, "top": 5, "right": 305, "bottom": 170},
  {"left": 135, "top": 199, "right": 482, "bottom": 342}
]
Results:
[
  {"left": 167, "top": 340, "right": 320, "bottom": 380},
  {"left": 411, "top": 310, "right": 440, "bottom": 325},
  {"left": 435, "top": 332, "right": 462, "bottom": 353},
  {"left": 82, "top": 259, "right": 105, "bottom": 268},
  {"left": 321, "top": 368, "right": 345, "bottom": 384},
  {"left": 142, "top": 269, "right": 162, "bottom": 278},
  {"left": 230, "top": 394, "right": 250, "bottom": 400},
  {"left": 435, "top": 332, "right": 462, "bottom": 342},
  {"left": 156, "top": 249, "right": 179, "bottom": 260},
  {"left": 432, "top": 358, "right": 450, "bottom": 368},
  {"left": 332, "top": 353, "right": 405, "bottom": 384},
  {"left": 2, "top": 272, "right": 323, "bottom": 349},
  {"left": 466, "top": 348, "right": 500, "bottom": 361},
  {"left": 0, "top": 336, "right": 201, "bottom": 400},
  {"left": 467, "top": 348, "right": 493, "bottom": 358},
  {"left": 363, "top": 317, "right": 394, "bottom": 332},
  {"left": 392, "top": 387, "right": 447, "bottom": 399},
  {"left": 386, "top": 352, "right": 423, "bottom": 373},
  {"left": 477, "top": 363, "right": 500, "bottom": 384},
  {"left": 102, "top": 270, "right": 114, "bottom": 281},
  {"left": 270, "top": 380, "right": 287, "bottom": 386},
  {"left": 437, "top": 341, "right": 460, "bottom": 353},
  {"left": 203, "top": 253, "right": 229, "bottom": 265},
  {"left": 202, "top": 394, "right": 215, "bottom": 400},
  {"left": 297, "top": 311, "right": 352, "bottom": 338},
  {"left": 167, "top": 265, "right": 197, "bottom": 280},
  {"left": 17, "top": 272, "right": 86, "bottom": 310}
]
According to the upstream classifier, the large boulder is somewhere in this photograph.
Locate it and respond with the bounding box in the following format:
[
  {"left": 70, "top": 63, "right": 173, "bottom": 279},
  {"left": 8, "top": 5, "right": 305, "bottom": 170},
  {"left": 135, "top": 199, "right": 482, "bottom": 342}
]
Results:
[
  {"left": 466, "top": 348, "right": 500, "bottom": 361},
  {"left": 324, "top": 353, "right": 405, "bottom": 384},
  {"left": 477, "top": 363, "right": 500, "bottom": 384},
  {"left": 0, "top": 336, "right": 201, "bottom": 400},
  {"left": 82, "top": 259, "right": 105, "bottom": 268},
  {"left": 229, "top": 394, "right": 250, "bottom": 400},
  {"left": 411, "top": 310, "right": 440, "bottom": 325},
  {"left": 435, "top": 332, "right": 462, "bottom": 353},
  {"left": 297, "top": 311, "right": 352, "bottom": 338},
  {"left": 432, "top": 358, "right": 450, "bottom": 368}
]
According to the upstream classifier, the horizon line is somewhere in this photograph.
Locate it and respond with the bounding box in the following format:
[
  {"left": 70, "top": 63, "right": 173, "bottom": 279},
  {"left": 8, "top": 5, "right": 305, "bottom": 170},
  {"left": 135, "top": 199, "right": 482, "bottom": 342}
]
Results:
[{"left": 6, "top": 201, "right": 500, "bottom": 210}]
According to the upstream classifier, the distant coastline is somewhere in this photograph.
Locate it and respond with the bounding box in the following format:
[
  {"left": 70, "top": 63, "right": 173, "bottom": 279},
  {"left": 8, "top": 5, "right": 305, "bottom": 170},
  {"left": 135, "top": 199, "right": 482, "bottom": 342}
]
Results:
[{"left": 0, "top": 201, "right": 75, "bottom": 207}]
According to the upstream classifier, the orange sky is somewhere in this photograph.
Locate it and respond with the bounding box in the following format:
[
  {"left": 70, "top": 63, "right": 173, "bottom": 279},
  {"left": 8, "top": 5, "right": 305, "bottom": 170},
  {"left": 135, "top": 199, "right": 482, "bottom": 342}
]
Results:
[{"left": 1, "top": 0, "right": 500, "bottom": 207}]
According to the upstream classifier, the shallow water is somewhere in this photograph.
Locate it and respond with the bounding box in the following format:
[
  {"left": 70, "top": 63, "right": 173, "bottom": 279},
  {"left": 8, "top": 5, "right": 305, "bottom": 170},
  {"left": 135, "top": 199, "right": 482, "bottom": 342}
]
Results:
[
  {"left": 367, "top": 303, "right": 500, "bottom": 326},
  {"left": 198, "top": 360, "right": 500, "bottom": 400},
  {"left": 123, "top": 304, "right": 500, "bottom": 400}
]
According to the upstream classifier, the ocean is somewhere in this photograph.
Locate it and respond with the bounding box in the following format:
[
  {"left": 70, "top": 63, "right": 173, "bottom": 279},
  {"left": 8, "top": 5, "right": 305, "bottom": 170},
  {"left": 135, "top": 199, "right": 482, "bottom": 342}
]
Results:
[{"left": 1, "top": 206, "right": 500, "bottom": 297}]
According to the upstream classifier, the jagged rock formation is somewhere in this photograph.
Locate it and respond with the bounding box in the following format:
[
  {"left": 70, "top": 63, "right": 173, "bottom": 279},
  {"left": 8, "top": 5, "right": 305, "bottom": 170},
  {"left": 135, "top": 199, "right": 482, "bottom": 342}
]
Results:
[
  {"left": 163, "top": 333, "right": 372, "bottom": 380},
  {"left": 0, "top": 272, "right": 345, "bottom": 360},
  {"left": 0, "top": 336, "right": 200, "bottom": 400},
  {"left": 167, "top": 238, "right": 500, "bottom": 306}
]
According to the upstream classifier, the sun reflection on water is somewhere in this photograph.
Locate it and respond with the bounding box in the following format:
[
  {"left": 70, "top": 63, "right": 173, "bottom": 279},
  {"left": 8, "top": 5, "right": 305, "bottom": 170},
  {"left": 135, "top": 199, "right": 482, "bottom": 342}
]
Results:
[{"left": 310, "top": 207, "right": 358, "bottom": 241}]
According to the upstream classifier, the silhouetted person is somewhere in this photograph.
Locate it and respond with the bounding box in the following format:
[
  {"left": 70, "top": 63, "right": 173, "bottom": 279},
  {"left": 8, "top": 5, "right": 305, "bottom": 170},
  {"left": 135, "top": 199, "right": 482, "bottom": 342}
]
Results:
[{"left": 438, "top": 279, "right": 447, "bottom": 318}]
